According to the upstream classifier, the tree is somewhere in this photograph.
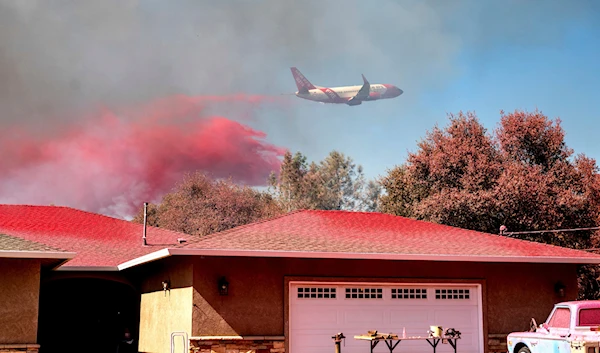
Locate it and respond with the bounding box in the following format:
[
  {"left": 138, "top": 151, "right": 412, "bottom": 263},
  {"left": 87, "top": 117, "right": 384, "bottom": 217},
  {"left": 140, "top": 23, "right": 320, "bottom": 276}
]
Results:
[
  {"left": 379, "top": 109, "right": 600, "bottom": 298},
  {"left": 267, "top": 151, "right": 314, "bottom": 211},
  {"left": 132, "top": 171, "right": 282, "bottom": 237},
  {"left": 380, "top": 111, "right": 503, "bottom": 232},
  {"left": 359, "top": 180, "right": 383, "bottom": 212},
  {"left": 268, "top": 150, "right": 380, "bottom": 212}
]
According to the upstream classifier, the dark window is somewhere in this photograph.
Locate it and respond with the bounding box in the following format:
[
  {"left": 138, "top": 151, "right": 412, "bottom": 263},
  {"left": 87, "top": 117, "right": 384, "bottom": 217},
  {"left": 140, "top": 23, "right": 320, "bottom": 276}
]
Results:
[
  {"left": 435, "top": 288, "right": 470, "bottom": 300},
  {"left": 297, "top": 287, "right": 336, "bottom": 299},
  {"left": 391, "top": 288, "right": 427, "bottom": 299},
  {"left": 345, "top": 287, "right": 383, "bottom": 299},
  {"left": 579, "top": 308, "right": 600, "bottom": 326}
]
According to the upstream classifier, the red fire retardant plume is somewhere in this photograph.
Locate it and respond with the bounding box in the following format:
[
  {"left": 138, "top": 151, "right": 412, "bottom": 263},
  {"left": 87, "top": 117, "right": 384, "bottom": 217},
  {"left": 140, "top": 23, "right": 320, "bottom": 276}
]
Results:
[{"left": 0, "top": 94, "right": 285, "bottom": 218}]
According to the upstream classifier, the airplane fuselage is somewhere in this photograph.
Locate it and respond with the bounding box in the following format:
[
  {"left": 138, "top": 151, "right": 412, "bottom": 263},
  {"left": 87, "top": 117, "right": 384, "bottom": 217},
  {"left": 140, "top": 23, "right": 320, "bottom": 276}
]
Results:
[
  {"left": 290, "top": 67, "right": 403, "bottom": 106},
  {"left": 295, "top": 84, "right": 401, "bottom": 105}
]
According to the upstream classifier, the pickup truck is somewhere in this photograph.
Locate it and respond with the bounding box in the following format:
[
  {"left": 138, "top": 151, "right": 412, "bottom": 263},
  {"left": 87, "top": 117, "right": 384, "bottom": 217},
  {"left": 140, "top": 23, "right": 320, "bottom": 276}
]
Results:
[{"left": 507, "top": 300, "right": 600, "bottom": 353}]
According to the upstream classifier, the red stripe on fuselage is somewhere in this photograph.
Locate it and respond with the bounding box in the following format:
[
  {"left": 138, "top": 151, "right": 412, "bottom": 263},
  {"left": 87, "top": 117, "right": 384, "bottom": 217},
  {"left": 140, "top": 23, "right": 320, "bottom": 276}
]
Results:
[{"left": 368, "top": 92, "right": 381, "bottom": 100}]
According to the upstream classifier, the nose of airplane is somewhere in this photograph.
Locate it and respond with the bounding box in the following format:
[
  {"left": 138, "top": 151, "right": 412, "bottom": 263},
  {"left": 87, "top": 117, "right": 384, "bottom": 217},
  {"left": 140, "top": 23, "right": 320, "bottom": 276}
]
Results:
[
  {"left": 383, "top": 84, "right": 403, "bottom": 97},
  {"left": 393, "top": 86, "right": 403, "bottom": 97}
]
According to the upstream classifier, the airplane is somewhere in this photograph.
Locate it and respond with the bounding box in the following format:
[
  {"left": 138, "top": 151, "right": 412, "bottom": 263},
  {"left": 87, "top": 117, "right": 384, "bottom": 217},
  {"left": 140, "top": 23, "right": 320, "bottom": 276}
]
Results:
[{"left": 290, "top": 67, "right": 403, "bottom": 106}]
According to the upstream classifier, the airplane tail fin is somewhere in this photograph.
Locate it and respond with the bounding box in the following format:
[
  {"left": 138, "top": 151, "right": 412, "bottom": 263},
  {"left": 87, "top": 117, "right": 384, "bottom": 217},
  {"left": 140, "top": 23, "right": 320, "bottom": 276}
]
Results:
[{"left": 291, "top": 67, "right": 316, "bottom": 93}]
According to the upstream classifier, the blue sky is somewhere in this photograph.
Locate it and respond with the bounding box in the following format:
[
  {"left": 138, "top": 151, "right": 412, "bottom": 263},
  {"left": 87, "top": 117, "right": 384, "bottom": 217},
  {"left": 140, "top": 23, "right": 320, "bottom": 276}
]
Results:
[{"left": 245, "top": 1, "right": 600, "bottom": 182}]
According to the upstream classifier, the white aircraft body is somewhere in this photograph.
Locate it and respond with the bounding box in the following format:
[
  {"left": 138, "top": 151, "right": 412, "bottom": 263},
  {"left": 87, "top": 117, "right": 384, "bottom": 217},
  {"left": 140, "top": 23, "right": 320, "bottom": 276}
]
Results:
[{"left": 291, "top": 67, "right": 403, "bottom": 106}]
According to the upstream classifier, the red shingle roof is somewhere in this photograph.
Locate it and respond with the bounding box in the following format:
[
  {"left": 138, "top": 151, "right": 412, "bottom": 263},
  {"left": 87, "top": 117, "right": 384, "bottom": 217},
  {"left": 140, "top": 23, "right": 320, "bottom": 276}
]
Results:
[
  {"left": 0, "top": 204, "right": 190, "bottom": 269},
  {"left": 2, "top": 206, "right": 599, "bottom": 270},
  {"left": 182, "top": 210, "right": 600, "bottom": 263}
]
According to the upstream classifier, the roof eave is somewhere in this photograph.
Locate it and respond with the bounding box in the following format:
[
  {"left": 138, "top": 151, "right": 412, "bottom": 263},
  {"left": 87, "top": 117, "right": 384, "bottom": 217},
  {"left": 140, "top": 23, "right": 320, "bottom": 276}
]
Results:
[
  {"left": 54, "top": 265, "right": 120, "bottom": 272},
  {"left": 0, "top": 250, "right": 77, "bottom": 260},
  {"left": 117, "top": 248, "right": 172, "bottom": 271},
  {"left": 115, "top": 248, "right": 600, "bottom": 271}
]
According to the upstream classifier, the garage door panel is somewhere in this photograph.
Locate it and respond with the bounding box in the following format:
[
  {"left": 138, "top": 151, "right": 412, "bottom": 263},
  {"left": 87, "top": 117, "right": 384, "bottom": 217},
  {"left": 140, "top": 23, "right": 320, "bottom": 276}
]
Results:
[
  {"left": 433, "top": 308, "right": 477, "bottom": 326},
  {"left": 293, "top": 331, "right": 366, "bottom": 353},
  {"left": 293, "top": 308, "right": 339, "bottom": 328},
  {"left": 389, "top": 308, "right": 433, "bottom": 325},
  {"left": 290, "top": 283, "right": 481, "bottom": 353},
  {"left": 343, "top": 308, "right": 385, "bottom": 325}
]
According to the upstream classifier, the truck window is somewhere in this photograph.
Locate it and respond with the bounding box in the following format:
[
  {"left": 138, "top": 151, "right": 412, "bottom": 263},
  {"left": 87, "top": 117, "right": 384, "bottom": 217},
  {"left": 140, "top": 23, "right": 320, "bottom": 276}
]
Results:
[
  {"left": 579, "top": 308, "right": 600, "bottom": 326},
  {"left": 548, "top": 307, "right": 570, "bottom": 328}
]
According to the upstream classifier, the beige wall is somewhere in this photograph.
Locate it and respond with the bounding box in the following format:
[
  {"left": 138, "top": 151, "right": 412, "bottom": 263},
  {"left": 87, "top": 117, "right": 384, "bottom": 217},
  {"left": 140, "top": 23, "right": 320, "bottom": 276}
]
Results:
[
  {"left": 0, "top": 258, "right": 41, "bottom": 344},
  {"left": 190, "top": 256, "right": 577, "bottom": 338},
  {"left": 138, "top": 257, "right": 194, "bottom": 353}
]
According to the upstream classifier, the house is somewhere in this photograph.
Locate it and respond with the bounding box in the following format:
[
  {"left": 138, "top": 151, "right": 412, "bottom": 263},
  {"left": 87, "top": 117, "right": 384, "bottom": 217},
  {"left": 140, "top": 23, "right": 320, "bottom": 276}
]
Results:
[
  {"left": 0, "top": 233, "right": 75, "bottom": 353},
  {"left": 2, "top": 205, "right": 600, "bottom": 353},
  {"left": 0, "top": 205, "right": 191, "bottom": 353}
]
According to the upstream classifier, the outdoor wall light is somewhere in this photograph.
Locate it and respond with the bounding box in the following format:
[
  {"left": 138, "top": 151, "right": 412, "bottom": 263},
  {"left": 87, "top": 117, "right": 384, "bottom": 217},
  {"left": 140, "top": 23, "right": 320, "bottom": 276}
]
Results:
[
  {"left": 554, "top": 281, "right": 566, "bottom": 297},
  {"left": 162, "top": 280, "right": 170, "bottom": 292},
  {"left": 218, "top": 276, "right": 229, "bottom": 296}
]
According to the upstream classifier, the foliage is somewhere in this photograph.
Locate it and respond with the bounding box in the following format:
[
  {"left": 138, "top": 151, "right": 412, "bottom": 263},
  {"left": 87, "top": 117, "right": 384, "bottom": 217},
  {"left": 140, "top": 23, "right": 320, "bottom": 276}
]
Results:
[
  {"left": 379, "top": 109, "right": 600, "bottom": 298},
  {"left": 132, "top": 171, "right": 282, "bottom": 237},
  {"left": 268, "top": 150, "right": 381, "bottom": 212}
]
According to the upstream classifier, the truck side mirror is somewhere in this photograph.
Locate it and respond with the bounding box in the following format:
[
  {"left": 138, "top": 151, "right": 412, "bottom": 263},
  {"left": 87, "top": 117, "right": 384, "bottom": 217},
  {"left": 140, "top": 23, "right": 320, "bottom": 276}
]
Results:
[{"left": 530, "top": 318, "right": 537, "bottom": 332}]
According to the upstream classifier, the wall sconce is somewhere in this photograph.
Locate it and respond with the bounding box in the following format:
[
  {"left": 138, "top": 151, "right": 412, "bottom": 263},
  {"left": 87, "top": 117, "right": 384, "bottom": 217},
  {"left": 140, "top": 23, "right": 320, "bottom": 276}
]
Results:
[
  {"left": 218, "top": 277, "right": 229, "bottom": 296},
  {"left": 162, "top": 280, "right": 170, "bottom": 292},
  {"left": 554, "top": 282, "right": 566, "bottom": 297}
]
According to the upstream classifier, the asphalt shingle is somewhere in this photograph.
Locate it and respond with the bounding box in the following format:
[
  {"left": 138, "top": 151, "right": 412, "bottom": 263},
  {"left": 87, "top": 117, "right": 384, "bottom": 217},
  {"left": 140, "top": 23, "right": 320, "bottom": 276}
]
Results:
[
  {"left": 0, "top": 205, "right": 190, "bottom": 268},
  {"left": 187, "top": 209, "right": 600, "bottom": 261},
  {"left": 0, "top": 233, "right": 66, "bottom": 252}
]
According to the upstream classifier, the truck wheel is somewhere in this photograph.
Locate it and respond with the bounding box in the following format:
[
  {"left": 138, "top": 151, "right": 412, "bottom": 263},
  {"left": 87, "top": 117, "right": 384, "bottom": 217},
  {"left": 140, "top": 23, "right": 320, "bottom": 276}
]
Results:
[{"left": 517, "top": 347, "right": 531, "bottom": 353}]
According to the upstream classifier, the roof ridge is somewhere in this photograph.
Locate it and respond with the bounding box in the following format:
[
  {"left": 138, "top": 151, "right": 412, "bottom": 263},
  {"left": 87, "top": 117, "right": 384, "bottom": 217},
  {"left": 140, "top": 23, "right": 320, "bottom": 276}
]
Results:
[
  {"left": 378, "top": 212, "right": 595, "bottom": 254},
  {"left": 305, "top": 209, "right": 392, "bottom": 216},
  {"left": 385, "top": 214, "right": 593, "bottom": 252},
  {"left": 0, "top": 203, "right": 124, "bottom": 222},
  {"left": 195, "top": 209, "right": 308, "bottom": 242},
  {"left": 0, "top": 203, "right": 189, "bottom": 237},
  {"left": 195, "top": 208, "right": 595, "bottom": 256}
]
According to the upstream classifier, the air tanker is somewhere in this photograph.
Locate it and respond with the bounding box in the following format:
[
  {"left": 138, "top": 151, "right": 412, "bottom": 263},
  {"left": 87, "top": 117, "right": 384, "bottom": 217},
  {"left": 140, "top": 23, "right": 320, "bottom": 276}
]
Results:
[{"left": 290, "top": 67, "right": 403, "bottom": 106}]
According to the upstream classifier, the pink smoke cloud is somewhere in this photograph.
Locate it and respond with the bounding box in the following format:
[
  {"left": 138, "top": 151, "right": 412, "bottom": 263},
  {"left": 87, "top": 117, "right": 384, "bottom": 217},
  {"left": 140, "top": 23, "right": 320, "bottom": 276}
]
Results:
[{"left": 0, "top": 94, "right": 286, "bottom": 218}]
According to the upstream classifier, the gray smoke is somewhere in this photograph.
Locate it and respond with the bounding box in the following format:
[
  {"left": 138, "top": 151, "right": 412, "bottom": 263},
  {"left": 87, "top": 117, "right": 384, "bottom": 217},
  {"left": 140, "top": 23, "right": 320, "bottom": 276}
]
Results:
[{"left": 0, "top": 0, "right": 596, "bottom": 131}]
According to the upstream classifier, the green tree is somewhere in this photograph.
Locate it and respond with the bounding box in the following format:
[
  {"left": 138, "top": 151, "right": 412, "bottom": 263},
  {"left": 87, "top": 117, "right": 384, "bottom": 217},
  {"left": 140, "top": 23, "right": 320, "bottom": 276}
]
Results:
[
  {"left": 359, "top": 180, "right": 383, "bottom": 212},
  {"left": 132, "top": 171, "right": 282, "bottom": 237},
  {"left": 268, "top": 150, "right": 379, "bottom": 212}
]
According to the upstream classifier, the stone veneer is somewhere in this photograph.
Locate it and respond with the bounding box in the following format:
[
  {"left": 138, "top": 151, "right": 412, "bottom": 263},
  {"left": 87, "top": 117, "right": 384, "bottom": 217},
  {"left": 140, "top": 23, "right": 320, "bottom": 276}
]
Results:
[
  {"left": 0, "top": 344, "right": 39, "bottom": 353},
  {"left": 190, "top": 334, "right": 509, "bottom": 353},
  {"left": 190, "top": 336, "right": 285, "bottom": 353},
  {"left": 488, "top": 333, "right": 508, "bottom": 353}
]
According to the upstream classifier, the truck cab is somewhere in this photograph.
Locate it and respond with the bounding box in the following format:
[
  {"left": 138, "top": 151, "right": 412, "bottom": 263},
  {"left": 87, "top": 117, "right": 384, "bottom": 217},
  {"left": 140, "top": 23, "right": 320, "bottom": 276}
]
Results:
[{"left": 507, "top": 300, "right": 600, "bottom": 353}]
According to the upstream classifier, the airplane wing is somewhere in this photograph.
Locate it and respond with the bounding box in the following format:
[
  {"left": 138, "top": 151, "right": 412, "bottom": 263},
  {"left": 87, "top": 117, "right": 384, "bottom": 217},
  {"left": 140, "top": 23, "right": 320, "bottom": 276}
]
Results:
[{"left": 347, "top": 74, "right": 370, "bottom": 104}]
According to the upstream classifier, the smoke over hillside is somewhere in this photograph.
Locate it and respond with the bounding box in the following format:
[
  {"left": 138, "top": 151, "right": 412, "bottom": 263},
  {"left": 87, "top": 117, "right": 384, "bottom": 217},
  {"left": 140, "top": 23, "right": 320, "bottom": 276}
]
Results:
[{"left": 0, "top": 95, "right": 284, "bottom": 218}]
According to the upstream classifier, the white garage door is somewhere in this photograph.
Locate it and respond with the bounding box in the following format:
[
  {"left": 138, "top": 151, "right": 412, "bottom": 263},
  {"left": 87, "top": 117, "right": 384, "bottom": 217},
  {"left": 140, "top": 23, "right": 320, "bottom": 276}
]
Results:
[{"left": 289, "top": 282, "right": 482, "bottom": 353}]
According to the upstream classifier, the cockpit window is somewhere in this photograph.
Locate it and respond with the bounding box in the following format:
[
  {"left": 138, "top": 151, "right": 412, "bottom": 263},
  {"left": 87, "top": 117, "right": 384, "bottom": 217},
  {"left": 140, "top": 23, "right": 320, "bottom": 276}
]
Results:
[{"left": 547, "top": 307, "right": 570, "bottom": 328}]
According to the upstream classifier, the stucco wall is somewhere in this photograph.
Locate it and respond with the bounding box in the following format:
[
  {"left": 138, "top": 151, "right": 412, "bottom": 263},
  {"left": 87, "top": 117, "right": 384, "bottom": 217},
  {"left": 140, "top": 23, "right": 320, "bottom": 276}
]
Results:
[
  {"left": 0, "top": 258, "right": 41, "bottom": 344},
  {"left": 191, "top": 256, "right": 577, "bottom": 338},
  {"left": 138, "top": 257, "right": 194, "bottom": 353}
]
